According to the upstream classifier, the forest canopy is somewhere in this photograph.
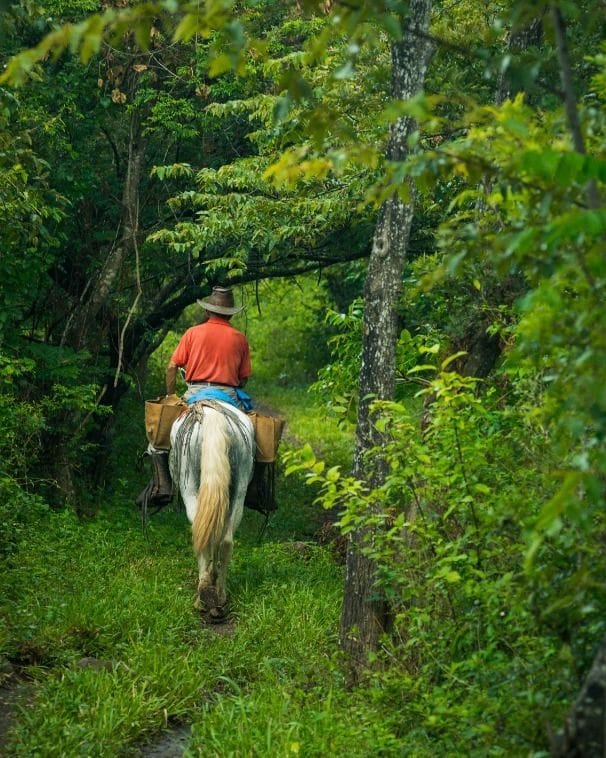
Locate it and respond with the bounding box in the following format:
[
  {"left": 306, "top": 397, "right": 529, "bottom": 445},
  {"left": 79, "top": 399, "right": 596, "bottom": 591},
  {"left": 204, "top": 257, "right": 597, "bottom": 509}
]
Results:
[{"left": 1, "top": 0, "right": 606, "bottom": 754}]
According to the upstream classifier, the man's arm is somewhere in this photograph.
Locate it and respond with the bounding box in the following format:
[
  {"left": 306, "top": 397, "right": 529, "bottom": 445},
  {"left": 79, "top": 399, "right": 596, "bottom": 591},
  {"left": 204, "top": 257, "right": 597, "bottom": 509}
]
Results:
[{"left": 166, "top": 362, "right": 178, "bottom": 395}]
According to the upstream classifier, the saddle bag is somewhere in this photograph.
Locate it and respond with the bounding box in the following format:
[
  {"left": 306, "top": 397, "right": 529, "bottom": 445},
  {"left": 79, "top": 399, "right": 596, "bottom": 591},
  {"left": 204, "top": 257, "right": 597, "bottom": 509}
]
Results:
[
  {"left": 243, "top": 413, "right": 286, "bottom": 518},
  {"left": 248, "top": 412, "right": 286, "bottom": 462},
  {"left": 144, "top": 394, "right": 187, "bottom": 449}
]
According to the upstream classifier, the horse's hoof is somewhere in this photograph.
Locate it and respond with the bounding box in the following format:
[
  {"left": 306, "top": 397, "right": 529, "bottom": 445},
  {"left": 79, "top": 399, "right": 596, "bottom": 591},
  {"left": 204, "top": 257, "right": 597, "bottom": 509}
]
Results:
[
  {"left": 208, "top": 604, "right": 229, "bottom": 623},
  {"left": 197, "top": 585, "right": 219, "bottom": 612}
]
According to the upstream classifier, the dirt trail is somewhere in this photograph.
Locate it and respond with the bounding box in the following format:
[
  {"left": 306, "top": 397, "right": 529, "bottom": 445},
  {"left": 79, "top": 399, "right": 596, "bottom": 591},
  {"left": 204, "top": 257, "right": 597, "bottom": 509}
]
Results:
[
  {"left": 0, "top": 672, "right": 32, "bottom": 754},
  {"left": 138, "top": 724, "right": 191, "bottom": 757}
]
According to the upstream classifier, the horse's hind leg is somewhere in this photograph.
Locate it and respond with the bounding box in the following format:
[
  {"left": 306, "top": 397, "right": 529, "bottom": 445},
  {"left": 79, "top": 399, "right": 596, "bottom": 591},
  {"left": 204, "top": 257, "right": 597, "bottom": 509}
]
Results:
[
  {"left": 215, "top": 529, "right": 234, "bottom": 609},
  {"left": 196, "top": 534, "right": 231, "bottom": 622},
  {"left": 195, "top": 547, "right": 217, "bottom": 611}
]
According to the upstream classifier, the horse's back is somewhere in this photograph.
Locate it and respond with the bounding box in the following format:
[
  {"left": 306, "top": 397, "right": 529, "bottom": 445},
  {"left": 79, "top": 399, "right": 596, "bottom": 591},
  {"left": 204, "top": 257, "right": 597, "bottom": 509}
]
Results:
[
  {"left": 170, "top": 402, "right": 254, "bottom": 448},
  {"left": 170, "top": 401, "right": 255, "bottom": 523}
]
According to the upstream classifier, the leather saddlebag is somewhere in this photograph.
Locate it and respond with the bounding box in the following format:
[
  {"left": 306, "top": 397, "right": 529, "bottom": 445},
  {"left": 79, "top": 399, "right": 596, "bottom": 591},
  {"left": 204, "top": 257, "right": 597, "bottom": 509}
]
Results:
[
  {"left": 144, "top": 394, "right": 187, "bottom": 449},
  {"left": 249, "top": 413, "right": 286, "bottom": 463}
]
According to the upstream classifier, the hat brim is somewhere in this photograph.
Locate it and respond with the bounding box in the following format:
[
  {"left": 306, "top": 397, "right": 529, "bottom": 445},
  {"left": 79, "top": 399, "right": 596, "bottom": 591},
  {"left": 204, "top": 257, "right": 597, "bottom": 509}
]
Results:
[{"left": 197, "top": 300, "right": 244, "bottom": 316}]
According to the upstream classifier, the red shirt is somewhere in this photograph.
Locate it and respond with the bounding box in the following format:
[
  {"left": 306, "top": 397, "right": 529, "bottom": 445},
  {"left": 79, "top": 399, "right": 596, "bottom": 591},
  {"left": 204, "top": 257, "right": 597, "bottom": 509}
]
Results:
[{"left": 170, "top": 317, "right": 252, "bottom": 386}]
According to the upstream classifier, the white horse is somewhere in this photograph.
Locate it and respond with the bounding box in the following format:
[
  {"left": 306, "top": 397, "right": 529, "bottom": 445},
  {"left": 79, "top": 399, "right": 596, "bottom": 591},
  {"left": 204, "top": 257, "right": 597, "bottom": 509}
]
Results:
[{"left": 170, "top": 401, "right": 254, "bottom": 622}]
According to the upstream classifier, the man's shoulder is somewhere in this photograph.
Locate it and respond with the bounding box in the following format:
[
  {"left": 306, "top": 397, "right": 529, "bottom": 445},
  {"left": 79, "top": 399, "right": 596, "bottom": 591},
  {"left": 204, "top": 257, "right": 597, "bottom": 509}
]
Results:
[
  {"left": 186, "top": 319, "right": 248, "bottom": 346},
  {"left": 175, "top": 323, "right": 205, "bottom": 345},
  {"left": 186, "top": 322, "right": 210, "bottom": 334},
  {"left": 208, "top": 319, "right": 247, "bottom": 338},
  {"left": 231, "top": 326, "right": 249, "bottom": 343}
]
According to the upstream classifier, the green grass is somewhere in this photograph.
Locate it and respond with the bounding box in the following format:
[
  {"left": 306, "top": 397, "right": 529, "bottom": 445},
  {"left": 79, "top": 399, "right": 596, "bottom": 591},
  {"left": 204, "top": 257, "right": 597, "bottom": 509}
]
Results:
[
  {"left": 2, "top": 278, "right": 592, "bottom": 756},
  {"left": 1, "top": 499, "right": 349, "bottom": 755},
  {"left": 1, "top": 381, "right": 577, "bottom": 756},
  {"left": 0, "top": 381, "right": 365, "bottom": 756},
  {"left": 250, "top": 381, "right": 354, "bottom": 466}
]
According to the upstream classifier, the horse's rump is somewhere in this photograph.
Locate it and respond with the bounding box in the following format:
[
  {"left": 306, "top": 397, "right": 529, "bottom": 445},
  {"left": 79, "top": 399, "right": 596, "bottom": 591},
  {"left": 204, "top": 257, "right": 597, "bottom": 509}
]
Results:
[
  {"left": 192, "top": 411, "right": 230, "bottom": 553},
  {"left": 170, "top": 401, "right": 254, "bottom": 552}
]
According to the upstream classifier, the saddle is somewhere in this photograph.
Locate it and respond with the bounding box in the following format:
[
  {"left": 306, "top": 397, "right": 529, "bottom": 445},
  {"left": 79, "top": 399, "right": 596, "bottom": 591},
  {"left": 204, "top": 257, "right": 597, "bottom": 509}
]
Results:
[{"left": 143, "top": 396, "right": 285, "bottom": 517}]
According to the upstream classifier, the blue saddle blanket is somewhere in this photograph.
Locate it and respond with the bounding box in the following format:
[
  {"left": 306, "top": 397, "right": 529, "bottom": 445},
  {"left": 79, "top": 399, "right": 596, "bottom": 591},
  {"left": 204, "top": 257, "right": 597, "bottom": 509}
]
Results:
[{"left": 186, "top": 387, "right": 253, "bottom": 411}]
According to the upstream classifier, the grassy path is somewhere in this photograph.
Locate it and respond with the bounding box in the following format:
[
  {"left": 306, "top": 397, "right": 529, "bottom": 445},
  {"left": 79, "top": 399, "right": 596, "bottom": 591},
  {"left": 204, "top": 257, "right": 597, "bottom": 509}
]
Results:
[
  {"left": 2, "top": 508, "right": 348, "bottom": 755},
  {"left": 1, "top": 387, "right": 407, "bottom": 756}
]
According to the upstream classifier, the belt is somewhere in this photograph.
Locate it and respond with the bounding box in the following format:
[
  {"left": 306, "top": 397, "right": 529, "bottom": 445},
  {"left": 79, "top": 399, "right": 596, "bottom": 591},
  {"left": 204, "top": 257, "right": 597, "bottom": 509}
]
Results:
[{"left": 188, "top": 381, "right": 236, "bottom": 388}]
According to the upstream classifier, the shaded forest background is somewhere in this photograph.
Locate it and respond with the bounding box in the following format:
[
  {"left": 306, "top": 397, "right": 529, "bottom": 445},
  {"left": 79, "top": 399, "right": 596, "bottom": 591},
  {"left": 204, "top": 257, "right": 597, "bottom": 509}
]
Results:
[{"left": 2, "top": 0, "right": 606, "bottom": 754}]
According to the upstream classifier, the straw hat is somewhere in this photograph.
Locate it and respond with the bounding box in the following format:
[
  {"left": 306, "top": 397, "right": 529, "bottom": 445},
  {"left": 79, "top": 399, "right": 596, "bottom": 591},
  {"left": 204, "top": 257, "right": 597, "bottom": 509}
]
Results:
[{"left": 197, "top": 286, "right": 244, "bottom": 316}]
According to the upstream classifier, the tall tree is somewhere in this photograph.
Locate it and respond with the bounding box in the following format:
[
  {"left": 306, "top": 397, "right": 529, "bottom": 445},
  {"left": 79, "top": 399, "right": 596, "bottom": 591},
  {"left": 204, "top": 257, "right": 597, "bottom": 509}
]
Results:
[{"left": 339, "top": 0, "right": 434, "bottom": 675}]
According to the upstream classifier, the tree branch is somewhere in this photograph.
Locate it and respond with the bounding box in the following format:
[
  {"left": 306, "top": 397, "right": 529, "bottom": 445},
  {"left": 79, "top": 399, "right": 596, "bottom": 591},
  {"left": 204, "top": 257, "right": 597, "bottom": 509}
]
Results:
[
  {"left": 100, "top": 126, "right": 122, "bottom": 180},
  {"left": 550, "top": 3, "right": 600, "bottom": 209}
]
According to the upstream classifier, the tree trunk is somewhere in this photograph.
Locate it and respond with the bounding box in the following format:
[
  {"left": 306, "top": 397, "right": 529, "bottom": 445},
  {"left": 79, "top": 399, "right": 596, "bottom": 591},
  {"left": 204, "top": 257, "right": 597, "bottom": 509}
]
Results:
[
  {"left": 552, "top": 633, "right": 606, "bottom": 756},
  {"left": 68, "top": 106, "right": 143, "bottom": 352},
  {"left": 495, "top": 17, "right": 542, "bottom": 105},
  {"left": 49, "top": 90, "right": 144, "bottom": 504},
  {"left": 339, "top": 0, "right": 434, "bottom": 677},
  {"left": 550, "top": 3, "right": 600, "bottom": 210}
]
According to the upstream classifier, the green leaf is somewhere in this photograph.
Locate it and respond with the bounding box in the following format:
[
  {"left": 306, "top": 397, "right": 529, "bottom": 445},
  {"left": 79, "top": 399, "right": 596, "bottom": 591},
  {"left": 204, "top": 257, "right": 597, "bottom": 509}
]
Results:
[
  {"left": 534, "top": 472, "right": 582, "bottom": 533},
  {"left": 80, "top": 16, "right": 104, "bottom": 63},
  {"left": 326, "top": 466, "right": 340, "bottom": 482},
  {"left": 555, "top": 152, "right": 585, "bottom": 187},
  {"left": 441, "top": 351, "right": 468, "bottom": 370},
  {"left": 209, "top": 53, "right": 234, "bottom": 78},
  {"left": 505, "top": 228, "right": 536, "bottom": 257},
  {"left": 521, "top": 149, "right": 560, "bottom": 181},
  {"left": 134, "top": 17, "right": 152, "bottom": 52},
  {"left": 378, "top": 13, "right": 402, "bottom": 41},
  {"left": 444, "top": 571, "right": 461, "bottom": 583},
  {"left": 420, "top": 343, "right": 440, "bottom": 355}
]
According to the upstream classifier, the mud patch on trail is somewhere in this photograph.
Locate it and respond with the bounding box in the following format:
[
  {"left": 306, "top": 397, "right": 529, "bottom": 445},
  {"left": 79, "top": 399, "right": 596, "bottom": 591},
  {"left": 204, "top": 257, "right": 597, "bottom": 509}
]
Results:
[
  {"left": 203, "top": 619, "right": 235, "bottom": 637},
  {"left": 138, "top": 724, "right": 191, "bottom": 757},
  {"left": 0, "top": 672, "right": 33, "bottom": 754},
  {"left": 197, "top": 608, "right": 236, "bottom": 636}
]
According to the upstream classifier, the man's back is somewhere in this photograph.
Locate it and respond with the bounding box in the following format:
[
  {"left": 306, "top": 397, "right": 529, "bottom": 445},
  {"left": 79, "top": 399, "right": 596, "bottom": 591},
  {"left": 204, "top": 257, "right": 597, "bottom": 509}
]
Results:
[{"left": 171, "top": 316, "right": 251, "bottom": 387}]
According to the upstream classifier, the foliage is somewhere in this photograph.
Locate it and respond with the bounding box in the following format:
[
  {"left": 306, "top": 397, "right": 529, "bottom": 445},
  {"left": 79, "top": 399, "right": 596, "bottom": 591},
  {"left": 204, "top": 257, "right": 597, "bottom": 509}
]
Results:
[
  {"left": 288, "top": 352, "right": 606, "bottom": 752},
  {"left": 238, "top": 277, "right": 334, "bottom": 387},
  {"left": 0, "top": 87, "right": 64, "bottom": 341},
  {"left": 146, "top": 9, "right": 382, "bottom": 284},
  {"left": 285, "top": 5, "right": 606, "bottom": 743},
  {"left": 0, "top": 0, "right": 384, "bottom": 515},
  {"left": 2, "top": 0, "right": 606, "bottom": 751},
  {"left": 309, "top": 276, "right": 496, "bottom": 424},
  {"left": 310, "top": 297, "right": 364, "bottom": 423},
  {"left": 390, "top": 65, "right": 606, "bottom": 553},
  {"left": 0, "top": 381, "right": 354, "bottom": 755},
  {"left": 0, "top": 344, "right": 112, "bottom": 513}
]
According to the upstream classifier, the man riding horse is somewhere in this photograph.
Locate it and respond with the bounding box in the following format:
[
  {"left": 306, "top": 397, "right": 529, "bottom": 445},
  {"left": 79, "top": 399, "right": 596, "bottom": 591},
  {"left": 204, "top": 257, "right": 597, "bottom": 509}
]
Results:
[
  {"left": 137, "top": 286, "right": 252, "bottom": 510},
  {"left": 137, "top": 287, "right": 283, "bottom": 620}
]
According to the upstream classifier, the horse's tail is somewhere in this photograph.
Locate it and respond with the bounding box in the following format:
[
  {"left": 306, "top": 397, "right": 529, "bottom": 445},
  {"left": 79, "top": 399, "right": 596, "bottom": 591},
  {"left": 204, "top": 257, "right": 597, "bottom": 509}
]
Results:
[{"left": 192, "top": 409, "right": 230, "bottom": 555}]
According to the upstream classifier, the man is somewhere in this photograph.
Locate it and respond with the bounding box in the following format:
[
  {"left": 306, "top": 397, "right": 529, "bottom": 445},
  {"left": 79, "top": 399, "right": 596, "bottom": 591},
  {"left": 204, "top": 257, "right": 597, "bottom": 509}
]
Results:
[
  {"left": 137, "top": 286, "right": 251, "bottom": 510},
  {"left": 166, "top": 286, "right": 251, "bottom": 404}
]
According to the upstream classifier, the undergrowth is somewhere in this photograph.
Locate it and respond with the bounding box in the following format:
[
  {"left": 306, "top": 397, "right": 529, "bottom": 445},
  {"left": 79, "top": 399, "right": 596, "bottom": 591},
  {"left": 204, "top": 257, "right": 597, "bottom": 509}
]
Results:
[
  {"left": 0, "top": 382, "right": 362, "bottom": 756},
  {"left": 4, "top": 277, "right": 596, "bottom": 754}
]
